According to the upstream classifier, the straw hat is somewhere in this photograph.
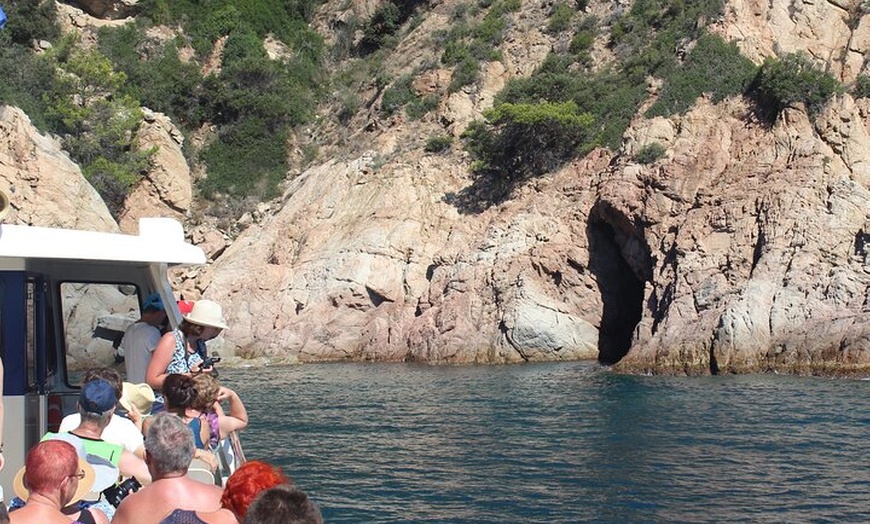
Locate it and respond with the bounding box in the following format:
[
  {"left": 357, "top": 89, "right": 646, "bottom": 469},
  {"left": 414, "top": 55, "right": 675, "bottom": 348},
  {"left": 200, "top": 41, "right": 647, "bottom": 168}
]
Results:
[
  {"left": 119, "top": 382, "right": 156, "bottom": 415},
  {"left": 183, "top": 299, "right": 228, "bottom": 330},
  {"left": 14, "top": 433, "right": 118, "bottom": 503}
]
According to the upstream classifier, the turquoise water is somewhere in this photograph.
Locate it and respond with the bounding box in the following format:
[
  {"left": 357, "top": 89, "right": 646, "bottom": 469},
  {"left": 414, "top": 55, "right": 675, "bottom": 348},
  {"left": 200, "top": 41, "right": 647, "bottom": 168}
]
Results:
[{"left": 221, "top": 362, "right": 870, "bottom": 523}]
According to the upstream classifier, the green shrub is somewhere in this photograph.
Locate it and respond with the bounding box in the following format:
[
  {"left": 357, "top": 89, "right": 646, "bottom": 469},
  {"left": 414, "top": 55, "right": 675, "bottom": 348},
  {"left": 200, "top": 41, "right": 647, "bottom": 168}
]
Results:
[
  {"left": 4, "top": 0, "right": 325, "bottom": 213},
  {"left": 490, "top": 1, "right": 730, "bottom": 155},
  {"left": 463, "top": 101, "right": 594, "bottom": 179},
  {"left": 441, "top": 38, "right": 470, "bottom": 65},
  {"left": 425, "top": 135, "right": 453, "bottom": 153},
  {"left": 474, "top": 7, "right": 508, "bottom": 44},
  {"left": 336, "top": 89, "right": 360, "bottom": 124},
  {"left": 208, "top": 55, "right": 314, "bottom": 129},
  {"left": 634, "top": 142, "right": 667, "bottom": 164},
  {"left": 547, "top": 3, "right": 575, "bottom": 34},
  {"left": 195, "top": 43, "right": 318, "bottom": 199},
  {"left": 2, "top": 0, "right": 60, "bottom": 46},
  {"left": 189, "top": 4, "right": 241, "bottom": 55},
  {"left": 449, "top": 56, "right": 481, "bottom": 93},
  {"left": 569, "top": 29, "right": 595, "bottom": 55},
  {"left": 611, "top": 0, "right": 724, "bottom": 79},
  {"left": 379, "top": 76, "right": 438, "bottom": 119},
  {"left": 646, "top": 32, "right": 757, "bottom": 117},
  {"left": 407, "top": 94, "right": 439, "bottom": 119},
  {"left": 199, "top": 118, "right": 289, "bottom": 199},
  {"left": 381, "top": 75, "right": 416, "bottom": 116},
  {"left": 301, "top": 143, "right": 319, "bottom": 165},
  {"left": 853, "top": 74, "right": 870, "bottom": 99},
  {"left": 222, "top": 27, "right": 269, "bottom": 64},
  {"left": 497, "top": 0, "right": 522, "bottom": 13},
  {"left": 44, "top": 46, "right": 150, "bottom": 215},
  {"left": 98, "top": 25, "right": 205, "bottom": 126},
  {"left": 85, "top": 151, "right": 152, "bottom": 216},
  {"left": 359, "top": 3, "right": 401, "bottom": 53},
  {"left": 141, "top": 0, "right": 324, "bottom": 54},
  {"left": 0, "top": 38, "right": 58, "bottom": 129},
  {"left": 497, "top": 56, "right": 647, "bottom": 151},
  {"left": 753, "top": 52, "right": 842, "bottom": 120},
  {"left": 435, "top": 0, "right": 518, "bottom": 95}
]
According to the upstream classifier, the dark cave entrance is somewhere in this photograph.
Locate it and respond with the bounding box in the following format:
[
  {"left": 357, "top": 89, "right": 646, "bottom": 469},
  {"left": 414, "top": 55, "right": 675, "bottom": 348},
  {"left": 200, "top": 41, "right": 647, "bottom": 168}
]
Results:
[{"left": 587, "top": 205, "right": 649, "bottom": 365}]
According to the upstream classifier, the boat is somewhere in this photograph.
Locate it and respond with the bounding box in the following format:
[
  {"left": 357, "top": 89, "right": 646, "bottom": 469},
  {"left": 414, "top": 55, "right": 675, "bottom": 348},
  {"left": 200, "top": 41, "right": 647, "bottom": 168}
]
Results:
[{"left": 0, "top": 189, "right": 242, "bottom": 495}]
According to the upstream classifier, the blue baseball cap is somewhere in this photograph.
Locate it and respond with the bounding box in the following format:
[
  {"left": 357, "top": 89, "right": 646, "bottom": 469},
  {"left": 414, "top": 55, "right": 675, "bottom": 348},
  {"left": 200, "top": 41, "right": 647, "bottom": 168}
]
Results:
[
  {"left": 80, "top": 380, "right": 118, "bottom": 414},
  {"left": 142, "top": 292, "right": 165, "bottom": 312}
]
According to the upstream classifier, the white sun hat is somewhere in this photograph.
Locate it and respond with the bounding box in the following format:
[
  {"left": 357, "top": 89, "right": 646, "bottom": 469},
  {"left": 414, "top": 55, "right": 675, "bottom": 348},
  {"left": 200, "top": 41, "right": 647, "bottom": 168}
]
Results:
[{"left": 183, "top": 299, "right": 228, "bottom": 330}]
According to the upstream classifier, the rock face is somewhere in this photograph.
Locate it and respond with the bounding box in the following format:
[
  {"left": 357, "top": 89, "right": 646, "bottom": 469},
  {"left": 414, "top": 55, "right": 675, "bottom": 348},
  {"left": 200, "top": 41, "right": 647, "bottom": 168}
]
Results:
[
  {"left": 714, "top": 0, "right": 870, "bottom": 82},
  {"left": 195, "top": 0, "right": 870, "bottom": 374},
  {"left": 118, "top": 109, "right": 192, "bottom": 235},
  {"left": 611, "top": 96, "right": 870, "bottom": 375},
  {"left": 202, "top": 94, "right": 870, "bottom": 374},
  {"left": 0, "top": 106, "right": 117, "bottom": 230},
  {"left": 4, "top": 0, "right": 870, "bottom": 374}
]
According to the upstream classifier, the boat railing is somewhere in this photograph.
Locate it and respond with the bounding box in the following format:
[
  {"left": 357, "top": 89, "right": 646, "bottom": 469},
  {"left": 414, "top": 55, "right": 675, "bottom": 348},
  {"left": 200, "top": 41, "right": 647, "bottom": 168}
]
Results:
[{"left": 215, "top": 430, "right": 247, "bottom": 486}]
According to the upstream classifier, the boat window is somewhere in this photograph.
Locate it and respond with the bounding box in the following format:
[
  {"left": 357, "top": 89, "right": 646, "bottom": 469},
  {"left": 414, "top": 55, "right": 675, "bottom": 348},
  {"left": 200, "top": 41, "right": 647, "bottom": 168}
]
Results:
[{"left": 59, "top": 282, "right": 140, "bottom": 386}]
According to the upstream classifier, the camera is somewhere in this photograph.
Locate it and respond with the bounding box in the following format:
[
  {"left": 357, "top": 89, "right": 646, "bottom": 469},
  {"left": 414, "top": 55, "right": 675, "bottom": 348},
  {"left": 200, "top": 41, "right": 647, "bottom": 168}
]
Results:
[
  {"left": 201, "top": 355, "right": 222, "bottom": 368},
  {"left": 200, "top": 354, "right": 222, "bottom": 378},
  {"left": 103, "top": 477, "right": 142, "bottom": 507}
]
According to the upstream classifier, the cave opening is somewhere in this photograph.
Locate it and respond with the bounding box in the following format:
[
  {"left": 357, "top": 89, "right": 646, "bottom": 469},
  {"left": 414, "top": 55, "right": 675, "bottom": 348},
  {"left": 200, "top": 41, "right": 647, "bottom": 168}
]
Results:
[{"left": 587, "top": 212, "right": 648, "bottom": 365}]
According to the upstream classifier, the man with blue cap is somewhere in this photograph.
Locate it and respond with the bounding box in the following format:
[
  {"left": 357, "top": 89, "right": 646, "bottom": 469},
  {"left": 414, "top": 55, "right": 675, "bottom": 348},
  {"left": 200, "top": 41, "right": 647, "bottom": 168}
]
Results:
[
  {"left": 118, "top": 293, "right": 167, "bottom": 386},
  {"left": 65, "top": 380, "right": 151, "bottom": 485}
]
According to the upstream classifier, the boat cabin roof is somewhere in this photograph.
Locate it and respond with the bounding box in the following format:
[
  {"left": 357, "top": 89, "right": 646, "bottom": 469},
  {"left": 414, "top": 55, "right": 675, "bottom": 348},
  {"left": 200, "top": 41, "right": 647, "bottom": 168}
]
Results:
[{"left": 0, "top": 217, "right": 206, "bottom": 268}]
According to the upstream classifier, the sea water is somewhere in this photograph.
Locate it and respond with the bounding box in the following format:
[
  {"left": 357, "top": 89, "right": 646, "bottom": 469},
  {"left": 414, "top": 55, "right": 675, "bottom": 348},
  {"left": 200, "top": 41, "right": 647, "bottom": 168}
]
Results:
[{"left": 220, "top": 362, "right": 870, "bottom": 523}]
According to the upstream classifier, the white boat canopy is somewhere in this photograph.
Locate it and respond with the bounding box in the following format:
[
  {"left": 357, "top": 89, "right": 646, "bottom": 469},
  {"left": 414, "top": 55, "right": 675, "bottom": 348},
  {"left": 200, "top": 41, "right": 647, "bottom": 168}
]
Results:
[{"left": 0, "top": 217, "right": 206, "bottom": 266}]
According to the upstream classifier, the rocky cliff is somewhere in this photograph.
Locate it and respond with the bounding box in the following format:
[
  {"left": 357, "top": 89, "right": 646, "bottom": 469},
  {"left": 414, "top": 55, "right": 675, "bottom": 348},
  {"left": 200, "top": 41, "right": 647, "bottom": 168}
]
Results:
[{"left": 3, "top": 0, "right": 870, "bottom": 374}]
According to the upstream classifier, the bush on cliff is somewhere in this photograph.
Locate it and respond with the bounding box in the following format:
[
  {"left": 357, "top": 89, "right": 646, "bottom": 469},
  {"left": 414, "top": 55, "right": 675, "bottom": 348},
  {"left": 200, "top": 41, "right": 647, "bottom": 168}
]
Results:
[
  {"left": 198, "top": 29, "right": 317, "bottom": 199},
  {"left": 646, "top": 32, "right": 757, "bottom": 117},
  {"left": 2, "top": 0, "right": 59, "bottom": 46},
  {"left": 462, "top": 101, "right": 594, "bottom": 180},
  {"left": 142, "top": 0, "right": 323, "bottom": 56},
  {"left": 438, "top": 0, "right": 520, "bottom": 93},
  {"left": 42, "top": 42, "right": 150, "bottom": 217},
  {"left": 96, "top": 1, "right": 325, "bottom": 204},
  {"left": 98, "top": 24, "right": 206, "bottom": 127},
  {"left": 752, "top": 52, "right": 842, "bottom": 121},
  {"left": 852, "top": 74, "right": 870, "bottom": 99},
  {"left": 0, "top": 0, "right": 60, "bottom": 128},
  {"left": 495, "top": 55, "right": 646, "bottom": 151}
]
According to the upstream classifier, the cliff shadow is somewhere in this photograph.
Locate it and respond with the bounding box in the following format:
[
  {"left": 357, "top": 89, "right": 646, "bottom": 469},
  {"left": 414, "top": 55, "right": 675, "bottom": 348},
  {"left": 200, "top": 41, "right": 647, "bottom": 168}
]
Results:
[
  {"left": 443, "top": 171, "right": 516, "bottom": 215},
  {"left": 587, "top": 202, "right": 649, "bottom": 365}
]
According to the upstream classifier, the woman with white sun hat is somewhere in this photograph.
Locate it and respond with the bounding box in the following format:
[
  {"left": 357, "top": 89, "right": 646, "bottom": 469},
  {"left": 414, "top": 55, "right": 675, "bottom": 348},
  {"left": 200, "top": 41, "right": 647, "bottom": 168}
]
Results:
[{"left": 145, "top": 300, "right": 228, "bottom": 412}]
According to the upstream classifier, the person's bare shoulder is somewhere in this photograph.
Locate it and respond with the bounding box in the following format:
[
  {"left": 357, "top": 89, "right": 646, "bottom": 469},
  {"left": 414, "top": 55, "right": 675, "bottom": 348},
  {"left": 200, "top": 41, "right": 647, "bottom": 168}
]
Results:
[
  {"left": 113, "top": 488, "right": 152, "bottom": 523},
  {"left": 186, "top": 479, "right": 224, "bottom": 509},
  {"left": 198, "top": 508, "right": 238, "bottom": 524},
  {"left": 110, "top": 500, "right": 134, "bottom": 524}
]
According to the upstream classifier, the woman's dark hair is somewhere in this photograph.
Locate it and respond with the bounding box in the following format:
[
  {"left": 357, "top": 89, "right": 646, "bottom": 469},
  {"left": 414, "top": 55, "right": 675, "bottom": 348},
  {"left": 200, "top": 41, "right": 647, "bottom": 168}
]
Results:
[
  {"left": 179, "top": 320, "right": 205, "bottom": 337},
  {"left": 162, "top": 373, "right": 198, "bottom": 412}
]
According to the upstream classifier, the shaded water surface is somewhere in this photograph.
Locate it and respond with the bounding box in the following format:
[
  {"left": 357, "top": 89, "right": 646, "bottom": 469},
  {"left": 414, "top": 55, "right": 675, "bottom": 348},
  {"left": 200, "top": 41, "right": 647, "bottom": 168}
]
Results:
[{"left": 222, "top": 362, "right": 870, "bottom": 523}]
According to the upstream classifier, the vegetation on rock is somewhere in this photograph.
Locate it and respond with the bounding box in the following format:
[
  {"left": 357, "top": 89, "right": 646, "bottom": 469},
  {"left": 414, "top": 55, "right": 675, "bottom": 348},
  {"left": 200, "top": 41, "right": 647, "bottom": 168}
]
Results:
[
  {"left": 752, "top": 52, "right": 842, "bottom": 122},
  {"left": 0, "top": 0, "right": 851, "bottom": 219},
  {"left": 633, "top": 142, "right": 666, "bottom": 164}
]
